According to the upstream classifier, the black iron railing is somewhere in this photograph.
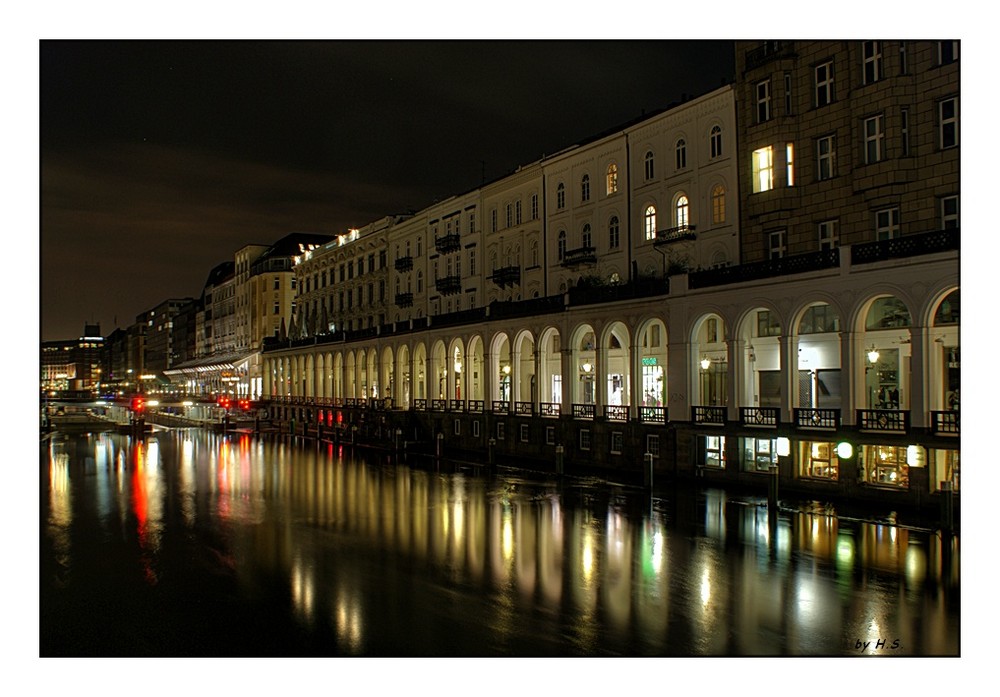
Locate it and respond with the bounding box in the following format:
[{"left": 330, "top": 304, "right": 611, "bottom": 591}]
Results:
[
  {"left": 434, "top": 275, "right": 462, "bottom": 295},
  {"left": 931, "top": 410, "right": 960, "bottom": 436},
  {"left": 514, "top": 401, "right": 533, "bottom": 416},
  {"left": 394, "top": 292, "right": 413, "bottom": 308},
  {"left": 540, "top": 402, "right": 561, "bottom": 418},
  {"left": 605, "top": 405, "right": 629, "bottom": 422},
  {"left": 851, "top": 228, "right": 959, "bottom": 265},
  {"left": 693, "top": 405, "right": 726, "bottom": 425},
  {"left": 394, "top": 256, "right": 413, "bottom": 272},
  {"left": 640, "top": 406, "right": 667, "bottom": 424},
  {"left": 434, "top": 233, "right": 461, "bottom": 254},
  {"left": 490, "top": 265, "right": 521, "bottom": 288},
  {"left": 794, "top": 408, "right": 841, "bottom": 430},
  {"left": 561, "top": 246, "right": 597, "bottom": 267},
  {"left": 857, "top": 409, "right": 910, "bottom": 433},
  {"left": 690, "top": 249, "right": 840, "bottom": 289},
  {"left": 654, "top": 224, "right": 697, "bottom": 246},
  {"left": 492, "top": 400, "right": 510, "bottom": 413},
  {"left": 740, "top": 406, "right": 780, "bottom": 428},
  {"left": 572, "top": 403, "right": 596, "bottom": 419}
]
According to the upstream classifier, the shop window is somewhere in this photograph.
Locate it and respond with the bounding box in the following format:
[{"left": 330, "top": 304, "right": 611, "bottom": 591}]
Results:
[
  {"left": 743, "top": 437, "right": 777, "bottom": 473},
  {"left": 705, "top": 435, "right": 726, "bottom": 468},
  {"left": 611, "top": 431, "right": 623, "bottom": 455},
  {"left": 798, "top": 441, "right": 839, "bottom": 480},
  {"left": 861, "top": 445, "right": 909, "bottom": 488},
  {"left": 931, "top": 449, "right": 960, "bottom": 492}
]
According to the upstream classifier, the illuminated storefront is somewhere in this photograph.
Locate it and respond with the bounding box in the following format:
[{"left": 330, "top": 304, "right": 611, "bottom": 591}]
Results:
[{"left": 797, "top": 441, "right": 839, "bottom": 481}]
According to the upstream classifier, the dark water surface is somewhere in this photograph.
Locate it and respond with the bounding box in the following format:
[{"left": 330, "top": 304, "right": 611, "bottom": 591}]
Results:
[{"left": 40, "top": 429, "right": 959, "bottom": 657}]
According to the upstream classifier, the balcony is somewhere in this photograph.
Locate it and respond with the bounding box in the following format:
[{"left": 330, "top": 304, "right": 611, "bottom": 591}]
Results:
[
  {"left": 931, "top": 410, "right": 959, "bottom": 437},
  {"left": 794, "top": 408, "right": 841, "bottom": 431},
  {"left": 744, "top": 41, "right": 794, "bottom": 70},
  {"left": 689, "top": 249, "right": 840, "bottom": 290},
  {"left": 394, "top": 292, "right": 413, "bottom": 308},
  {"left": 653, "top": 224, "right": 697, "bottom": 246},
  {"left": 490, "top": 265, "right": 521, "bottom": 289},
  {"left": 514, "top": 401, "right": 533, "bottom": 416},
  {"left": 434, "top": 233, "right": 461, "bottom": 255},
  {"left": 639, "top": 406, "right": 667, "bottom": 424},
  {"left": 851, "top": 228, "right": 959, "bottom": 265},
  {"left": 572, "top": 404, "right": 595, "bottom": 420},
  {"left": 693, "top": 406, "right": 726, "bottom": 426},
  {"left": 561, "top": 246, "right": 597, "bottom": 268},
  {"left": 540, "top": 402, "right": 561, "bottom": 418},
  {"left": 857, "top": 409, "right": 909, "bottom": 434},
  {"left": 394, "top": 255, "right": 413, "bottom": 272},
  {"left": 740, "top": 406, "right": 779, "bottom": 428},
  {"left": 604, "top": 405, "right": 629, "bottom": 422},
  {"left": 434, "top": 275, "right": 462, "bottom": 296}
]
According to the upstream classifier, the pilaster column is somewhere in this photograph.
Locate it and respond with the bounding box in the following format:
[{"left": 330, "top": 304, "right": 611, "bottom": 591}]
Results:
[
  {"left": 779, "top": 334, "right": 798, "bottom": 422},
  {"left": 909, "top": 325, "right": 928, "bottom": 428},
  {"left": 725, "top": 338, "right": 741, "bottom": 422}
]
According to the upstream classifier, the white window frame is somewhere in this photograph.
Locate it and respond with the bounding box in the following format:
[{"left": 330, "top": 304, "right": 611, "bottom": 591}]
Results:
[
  {"left": 675, "top": 194, "right": 689, "bottom": 228},
  {"left": 815, "top": 61, "right": 834, "bottom": 107},
  {"left": 938, "top": 41, "right": 959, "bottom": 65},
  {"left": 862, "top": 41, "right": 882, "bottom": 85},
  {"left": 643, "top": 205, "right": 657, "bottom": 240},
  {"left": 675, "top": 139, "right": 686, "bottom": 170},
  {"left": 582, "top": 223, "right": 592, "bottom": 250},
  {"left": 710, "top": 126, "right": 722, "bottom": 158},
  {"left": 644, "top": 151, "right": 655, "bottom": 180},
  {"left": 579, "top": 428, "right": 591, "bottom": 451},
  {"left": 768, "top": 229, "right": 786, "bottom": 259},
  {"left": 818, "top": 220, "right": 838, "bottom": 250},
  {"left": 608, "top": 216, "right": 620, "bottom": 249},
  {"left": 786, "top": 142, "right": 795, "bottom": 186},
  {"left": 817, "top": 134, "right": 835, "bottom": 180},
  {"left": 581, "top": 174, "right": 590, "bottom": 203},
  {"left": 752, "top": 146, "right": 774, "bottom": 193},
  {"left": 940, "top": 98, "right": 958, "bottom": 149},
  {"left": 941, "top": 196, "right": 959, "bottom": 229},
  {"left": 556, "top": 183, "right": 565, "bottom": 209},
  {"left": 756, "top": 79, "right": 771, "bottom": 123},
  {"left": 864, "top": 114, "right": 884, "bottom": 164},
  {"left": 875, "top": 207, "right": 900, "bottom": 240}
]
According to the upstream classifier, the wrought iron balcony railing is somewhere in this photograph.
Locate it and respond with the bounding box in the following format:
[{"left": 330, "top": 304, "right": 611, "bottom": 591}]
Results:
[
  {"left": 394, "top": 292, "right": 413, "bottom": 308},
  {"left": 490, "top": 265, "right": 521, "bottom": 288},
  {"left": 857, "top": 409, "right": 909, "bottom": 433},
  {"left": 604, "top": 405, "right": 629, "bottom": 422},
  {"left": 572, "top": 403, "right": 596, "bottom": 419},
  {"left": 931, "top": 410, "right": 959, "bottom": 436},
  {"left": 740, "top": 406, "right": 779, "bottom": 428},
  {"left": 654, "top": 224, "right": 697, "bottom": 246},
  {"left": 639, "top": 406, "right": 667, "bottom": 424},
  {"left": 793, "top": 408, "right": 841, "bottom": 430},
  {"left": 693, "top": 405, "right": 726, "bottom": 426},
  {"left": 561, "top": 246, "right": 597, "bottom": 267},
  {"left": 394, "top": 255, "right": 413, "bottom": 272},
  {"left": 744, "top": 41, "right": 793, "bottom": 70},
  {"left": 434, "top": 275, "right": 462, "bottom": 295},
  {"left": 851, "top": 228, "right": 959, "bottom": 265},
  {"left": 434, "top": 233, "right": 462, "bottom": 255},
  {"left": 539, "top": 402, "right": 561, "bottom": 418}
]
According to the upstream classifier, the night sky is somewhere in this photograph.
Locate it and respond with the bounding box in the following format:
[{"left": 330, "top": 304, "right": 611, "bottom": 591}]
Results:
[{"left": 40, "top": 39, "right": 734, "bottom": 341}]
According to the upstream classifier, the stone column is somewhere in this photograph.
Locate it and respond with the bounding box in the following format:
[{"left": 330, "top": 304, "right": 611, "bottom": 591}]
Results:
[{"left": 909, "top": 325, "right": 928, "bottom": 428}]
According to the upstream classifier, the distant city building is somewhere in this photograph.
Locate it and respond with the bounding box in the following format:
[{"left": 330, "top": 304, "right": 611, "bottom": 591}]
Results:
[{"left": 40, "top": 324, "right": 105, "bottom": 392}]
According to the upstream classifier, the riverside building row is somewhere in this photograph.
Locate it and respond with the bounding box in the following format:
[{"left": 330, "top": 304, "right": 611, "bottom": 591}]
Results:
[{"left": 258, "top": 40, "right": 959, "bottom": 507}]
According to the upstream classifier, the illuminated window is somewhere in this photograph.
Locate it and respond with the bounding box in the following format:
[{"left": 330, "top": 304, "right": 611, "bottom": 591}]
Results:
[
  {"left": 815, "top": 60, "right": 834, "bottom": 107},
  {"left": 710, "top": 125, "right": 722, "bottom": 158},
  {"left": 861, "top": 445, "right": 909, "bottom": 488},
  {"left": 675, "top": 194, "right": 689, "bottom": 228},
  {"left": 608, "top": 216, "right": 620, "bottom": 249},
  {"left": 743, "top": 437, "right": 776, "bottom": 473},
  {"left": 862, "top": 41, "right": 882, "bottom": 84},
  {"left": 581, "top": 174, "right": 590, "bottom": 202},
  {"left": 799, "top": 441, "right": 839, "bottom": 480},
  {"left": 606, "top": 164, "right": 618, "bottom": 195},
  {"left": 644, "top": 150, "right": 655, "bottom": 180},
  {"left": 756, "top": 79, "right": 771, "bottom": 123},
  {"left": 557, "top": 182, "right": 565, "bottom": 209},
  {"left": 864, "top": 114, "right": 884, "bottom": 164},
  {"left": 675, "top": 139, "right": 686, "bottom": 169},
  {"left": 940, "top": 98, "right": 958, "bottom": 149},
  {"left": 643, "top": 205, "right": 657, "bottom": 240},
  {"left": 711, "top": 185, "right": 726, "bottom": 224},
  {"left": 705, "top": 435, "right": 726, "bottom": 468},
  {"left": 785, "top": 143, "right": 795, "bottom": 186},
  {"left": 752, "top": 146, "right": 774, "bottom": 192}
]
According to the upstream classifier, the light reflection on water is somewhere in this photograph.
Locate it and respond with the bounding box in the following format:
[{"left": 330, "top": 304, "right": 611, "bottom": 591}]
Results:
[{"left": 40, "top": 430, "right": 960, "bottom": 657}]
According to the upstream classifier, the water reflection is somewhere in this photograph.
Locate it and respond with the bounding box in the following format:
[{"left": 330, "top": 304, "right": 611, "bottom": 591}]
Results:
[{"left": 41, "top": 430, "right": 960, "bottom": 657}]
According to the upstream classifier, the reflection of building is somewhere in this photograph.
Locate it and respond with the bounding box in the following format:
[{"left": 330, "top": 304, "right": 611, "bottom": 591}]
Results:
[{"left": 259, "top": 40, "right": 959, "bottom": 508}]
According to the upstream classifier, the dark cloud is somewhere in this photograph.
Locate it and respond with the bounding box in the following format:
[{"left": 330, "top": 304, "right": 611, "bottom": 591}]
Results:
[{"left": 40, "top": 39, "right": 733, "bottom": 340}]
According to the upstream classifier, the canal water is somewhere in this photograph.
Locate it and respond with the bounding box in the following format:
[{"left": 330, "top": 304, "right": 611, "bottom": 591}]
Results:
[{"left": 40, "top": 428, "right": 959, "bottom": 657}]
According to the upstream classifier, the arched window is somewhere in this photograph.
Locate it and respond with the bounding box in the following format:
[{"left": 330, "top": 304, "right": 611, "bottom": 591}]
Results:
[
  {"left": 557, "top": 182, "right": 565, "bottom": 209},
  {"left": 644, "top": 205, "right": 657, "bottom": 240},
  {"left": 558, "top": 230, "right": 567, "bottom": 261},
  {"left": 710, "top": 125, "right": 722, "bottom": 158},
  {"left": 644, "top": 150, "right": 655, "bottom": 180},
  {"left": 676, "top": 139, "right": 687, "bottom": 169},
  {"left": 608, "top": 216, "right": 620, "bottom": 249},
  {"left": 530, "top": 240, "right": 539, "bottom": 266},
  {"left": 582, "top": 223, "right": 592, "bottom": 249},
  {"left": 606, "top": 164, "right": 618, "bottom": 195},
  {"left": 581, "top": 174, "right": 591, "bottom": 202},
  {"left": 712, "top": 185, "right": 726, "bottom": 224},
  {"left": 675, "top": 194, "right": 689, "bottom": 228}
]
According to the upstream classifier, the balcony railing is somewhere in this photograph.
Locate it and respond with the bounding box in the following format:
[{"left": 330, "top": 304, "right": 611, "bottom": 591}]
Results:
[
  {"left": 414, "top": 398, "right": 427, "bottom": 411},
  {"left": 931, "top": 410, "right": 960, "bottom": 436},
  {"left": 394, "top": 292, "right": 413, "bottom": 308},
  {"left": 693, "top": 406, "right": 726, "bottom": 426},
  {"left": 654, "top": 224, "right": 697, "bottom": 246},
  {"left": 857, "top": 409, "right": 910, "bottom": 433},
  {"left": 604, "top": 405, "right": 629, "bottom": 422},
  {"left": 744, "top": 41, "right": 793, "bottom": 70},
  {"left": 561, "top": 246, "right": 597, "bottom": 267},
  {"left": 572, "top": 403, "right": 596, "bottom": 420},
  {"left": 435, "top": 275, "right": 462, "bottom": 295},
  {"left": 540, "top": 402, "right": 561, "bottom": 418},
  {"left": 794, "top": 408, "right": 841, "bottom": 430},
  {"left": 449, "top": 399, "right": 465, "bottom": 412},
  {"left": 394, "top": 256, "right": 413, "bottom": 272},
  {"left": 468, "top": 399, "right": 484, "bottom": 413},
  {"left": 851, "top": 228, "right": 959, "bottom": 265},
  {"left": 434, "top": 233, "right": 462, "bottom": 255},
  {"left": 740, "top": 406, "right": 779, "bottom": 428},
  {"left": 689, "top": 249, "right": 840, "bottom": 290},
  {"left": 639, "top": 406, "right": 667, "bottom": 424},
  {"left": 430, "top": 399, "right": 447, "bottom": 412},
  {"left": 492, "top": 400, "right": 510, "bottom": 413},
  {"left": 490, "top": 265, "right": 521, "bottom": 288},
  {"left": 514, "top": 401, "right": 533, "bottom": 416}
]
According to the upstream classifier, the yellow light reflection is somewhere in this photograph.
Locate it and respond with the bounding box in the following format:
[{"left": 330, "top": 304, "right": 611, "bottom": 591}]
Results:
[
  {"left": 502, "top": 508, "right": 514, "bottom": 564},
  {"left": 700, "top": 567, "right": 712, "bottom": 606},
  {"left": 582, "top": 529, "right": 595, "bottom": 581}
]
